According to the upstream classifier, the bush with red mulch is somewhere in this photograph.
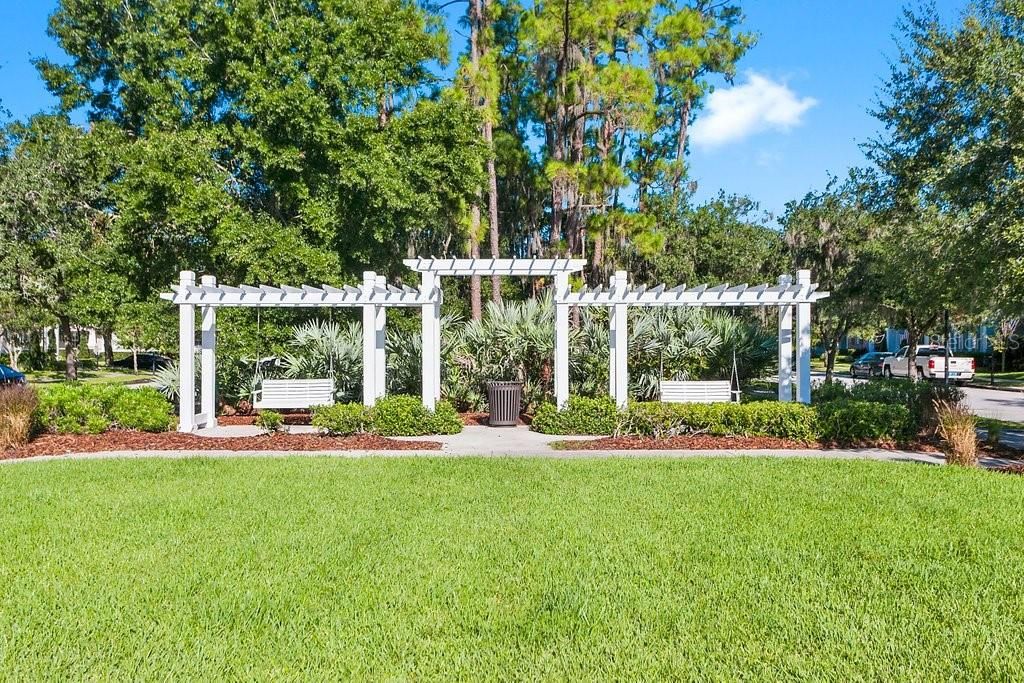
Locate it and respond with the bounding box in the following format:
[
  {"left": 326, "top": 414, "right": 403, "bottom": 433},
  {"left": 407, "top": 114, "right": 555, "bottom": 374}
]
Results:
[{"left": 2, "top": 430, "right": 441, "bottom": 459}]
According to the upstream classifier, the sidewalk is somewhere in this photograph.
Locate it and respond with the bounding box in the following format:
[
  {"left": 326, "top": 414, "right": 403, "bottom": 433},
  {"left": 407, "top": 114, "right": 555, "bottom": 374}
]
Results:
[{"left": 8, "top": 425, "right": 1020, "bottom": 469}]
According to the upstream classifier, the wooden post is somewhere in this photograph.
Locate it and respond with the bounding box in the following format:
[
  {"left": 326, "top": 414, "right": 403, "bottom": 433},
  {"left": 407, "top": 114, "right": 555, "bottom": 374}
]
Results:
[
  {"left": 796, "top": 269, "right": 812, "bottom": 404},
  {"left": 374, "top": 275, "right": 387, "bottom": 401},
  {"left": 362, "top": 271, "right": 377, "bottom": 407},
  {"left": 178, "top": 271, "right": 196, "bottom": 432},
  {"left": 777, "top": 274, "right": 793, "bottom": 402},
  {"left": 554, "top": 271, "right": 570, "bottom": 408},
  {"left": 199, "top": 275, "right": 217, "bottom": 428},
  {"left": 609, "top": 270, "right": 629, "bottom": 409},
  {"left": 420, "top": 270, "right": 439, "bottom": 410}
]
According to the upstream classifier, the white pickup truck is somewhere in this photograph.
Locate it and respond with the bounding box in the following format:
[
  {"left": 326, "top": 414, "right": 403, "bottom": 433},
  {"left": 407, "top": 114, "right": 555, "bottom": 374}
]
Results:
[{"left": 881, "top": 345, "right": 975, "bottom": 383}]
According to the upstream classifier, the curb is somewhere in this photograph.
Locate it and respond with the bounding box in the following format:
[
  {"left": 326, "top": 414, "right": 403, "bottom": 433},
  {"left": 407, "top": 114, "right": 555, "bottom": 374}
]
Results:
[{"left": 967, "top": 382, "right": 1024, "bottom": 394}]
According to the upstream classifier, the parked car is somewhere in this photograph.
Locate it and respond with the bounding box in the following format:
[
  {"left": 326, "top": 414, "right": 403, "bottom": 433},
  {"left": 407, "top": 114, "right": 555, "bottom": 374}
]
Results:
[
  {"left": 881, "top": 345, "right": 975, "bottom": 383},
  {"left": 111, "top": 353, "right": 172, "bottom": 371},
  {"left": 0, "top": 363, "right": 27, "bottom": 385},
  {"left": 849, "top": 351, "right": 893, "bottom": 378}
]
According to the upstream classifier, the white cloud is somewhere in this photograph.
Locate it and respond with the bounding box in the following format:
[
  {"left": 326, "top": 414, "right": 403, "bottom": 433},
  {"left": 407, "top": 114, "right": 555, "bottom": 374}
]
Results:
[{"left": 691, "top": 72, "right": 817, "bottom": 148}]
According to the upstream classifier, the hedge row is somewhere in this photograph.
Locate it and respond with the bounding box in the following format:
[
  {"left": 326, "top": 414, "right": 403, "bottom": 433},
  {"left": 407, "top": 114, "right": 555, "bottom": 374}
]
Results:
[
  {"left": 310, "top": 395, "right": 463, "bottom": 436},
  {"left": 531, "top": 395, "right": 914, "bottom": 445},
  {"left": 812, "top": 379, "right": 962, "bottom": 432},
  {"left": 35, "top": 384, "right": 174, "bottom": 434}
]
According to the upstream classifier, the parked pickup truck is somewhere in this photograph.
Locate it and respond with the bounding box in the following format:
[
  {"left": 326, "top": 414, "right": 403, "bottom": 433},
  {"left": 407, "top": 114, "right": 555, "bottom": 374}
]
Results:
[{"left": 881, "top": 345, "right": 975, "bottom": 383}]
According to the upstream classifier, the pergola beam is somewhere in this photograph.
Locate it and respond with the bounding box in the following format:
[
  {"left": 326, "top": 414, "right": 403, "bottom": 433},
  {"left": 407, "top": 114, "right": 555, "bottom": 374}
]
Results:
[
  {"left": 160, "top": 286, "right": 434, "bottom": 308},
  {"left": 403, "top": 257, "right": 586, "bottom": 276}
]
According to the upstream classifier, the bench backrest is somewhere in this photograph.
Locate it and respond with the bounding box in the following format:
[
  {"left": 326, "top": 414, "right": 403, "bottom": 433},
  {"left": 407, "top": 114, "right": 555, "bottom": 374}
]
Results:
[
  {"left": 659, "top": 380, "right": 734, "bottom": 404},
  {"left": 255, "top": 379, "right": 335, "bottom": 409}
]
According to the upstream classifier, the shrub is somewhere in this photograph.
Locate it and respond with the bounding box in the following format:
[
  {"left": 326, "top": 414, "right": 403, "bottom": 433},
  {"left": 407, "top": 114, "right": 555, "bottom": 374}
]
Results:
[
  {"left": 812, "top": 379, "right": 965, "bottom": 435},
  {"left": 0, "top": 385, "right": 39, "bottom": 450},
  {"left": 107, "top": 387, "right": 174, "bottom": 432},
  {"left": 311, "top": 398, "right": 463, "bottom": 437},
  {"left": 35, "top": 383, "right": 173, "bottom": 434},
  {"left": 429, "top": 401, "right": 463, "bottom": 435},
  {"left": 255, "top": 410, "right": 284, "bottom": 433},
  {"left": 934, "top": 400, "right": 978, "bottom": 466},
  {"left": 371, "top": 395, "right": 449, "bottom": 437},
  {"left": 312, "top": 403, "right": 369, "bottom": 436},
  {"left": 619, "top": 401, "right": 819, "bottom": 441},
  {"left": 811, "top": 381, "right": 852, "bottom": 404},
  {"left": 815, "top": 400, "right": 913, "bottom": 445},
  {"left": 532, "top": 399, "right": 819, "bottom": 441},
  {"left": 531, "top": 396, "right": 619, "bottom": 435},
  {"left": 35, "top": 383, "right": 110, "bottom": 434},
  {"left": 985, "top": 421, "right": 1002, "bottom": 447}
]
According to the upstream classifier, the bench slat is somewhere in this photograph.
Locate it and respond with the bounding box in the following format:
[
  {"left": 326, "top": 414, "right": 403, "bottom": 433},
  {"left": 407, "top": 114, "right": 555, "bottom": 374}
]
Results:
[
  {"left": 659, "top": 380, "right": 734, "bottom": 404},
  {"left": 255, "top": 379, "right": 336, "bottom": 410}
]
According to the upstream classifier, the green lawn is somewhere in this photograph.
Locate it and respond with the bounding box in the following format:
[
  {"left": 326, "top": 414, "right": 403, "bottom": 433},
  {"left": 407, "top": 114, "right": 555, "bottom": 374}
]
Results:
[
  {"left": 1, "top": 457, "right": 1022, "bottom": 679},
  {"left": 25, "top": 368, "right": 152, "bottom": 385}
]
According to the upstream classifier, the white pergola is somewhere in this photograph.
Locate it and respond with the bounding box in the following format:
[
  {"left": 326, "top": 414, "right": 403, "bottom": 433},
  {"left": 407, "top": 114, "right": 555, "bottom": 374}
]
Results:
[
  {"left": 567, "top": 268, "right": 828, "bottom": 408},
  {"left": 162, "top": 260, "right": 827, "bottom": 432},
  {"left": 161, "top": 270, "right": 436, "bottom": 431}
]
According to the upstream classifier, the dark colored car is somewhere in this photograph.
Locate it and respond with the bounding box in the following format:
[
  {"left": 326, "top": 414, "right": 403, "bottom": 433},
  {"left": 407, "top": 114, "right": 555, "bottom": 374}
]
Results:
[
  {"left": 0, "top": 363, "right": 27, "bottom": 385},
  {"left": 111, "top": 353, "right": 172, "bottom": 371},
  {"left": 850, "top": 351, "right": 893, "bottom": 379}
]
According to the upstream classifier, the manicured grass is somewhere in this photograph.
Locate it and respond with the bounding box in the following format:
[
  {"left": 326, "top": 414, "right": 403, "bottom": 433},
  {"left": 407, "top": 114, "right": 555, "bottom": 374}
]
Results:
[
  {"left": 1, "top": 457, "right": 1022, "bottom": 679},
  {"left": 25, "top": 368, "right": 152, "bottom": 385}
]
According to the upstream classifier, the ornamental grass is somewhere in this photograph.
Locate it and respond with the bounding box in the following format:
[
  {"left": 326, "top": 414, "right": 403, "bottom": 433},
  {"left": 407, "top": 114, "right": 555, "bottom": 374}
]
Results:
[
  {"left": 934, "top": 399, "right": 978, "bottom": 467},
  {"left": 0, "top": 384, "right": 38, "bottom": 451}
]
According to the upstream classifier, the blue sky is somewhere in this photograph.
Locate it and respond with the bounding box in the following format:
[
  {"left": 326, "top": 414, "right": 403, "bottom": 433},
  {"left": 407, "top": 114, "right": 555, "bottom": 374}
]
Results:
[{"left": 0, "top": 1, "right": 967, "bottom": 218}]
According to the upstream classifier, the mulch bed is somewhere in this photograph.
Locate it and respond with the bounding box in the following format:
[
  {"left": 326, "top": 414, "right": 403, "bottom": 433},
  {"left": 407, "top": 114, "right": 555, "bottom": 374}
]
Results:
[
  {"left": 459, "top": 411, "right": 531, "bottom": 427},
  {"left": 2, "top": 431, "right": 441, "bottom": 460}
]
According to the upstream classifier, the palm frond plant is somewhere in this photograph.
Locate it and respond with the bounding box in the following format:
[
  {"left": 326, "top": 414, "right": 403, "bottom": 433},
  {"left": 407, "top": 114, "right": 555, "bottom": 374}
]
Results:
[
  {"left": 280, "top": 319, "right": 362, "bottom": 402},
  {"left": 445, "top": 295, "right": 557, "bottom": 411},
  {"left": 701, "top": 311, "right": 777, "bottom": 381}
]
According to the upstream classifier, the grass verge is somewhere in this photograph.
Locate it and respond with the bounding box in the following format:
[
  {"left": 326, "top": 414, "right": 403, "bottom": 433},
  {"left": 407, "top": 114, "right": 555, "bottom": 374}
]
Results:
[
  {"left": 1, "top": 457, "right": 1022, "bottom": 679},
  {"left": 25, "top": 369, "right": 152, "bottom": 385}
]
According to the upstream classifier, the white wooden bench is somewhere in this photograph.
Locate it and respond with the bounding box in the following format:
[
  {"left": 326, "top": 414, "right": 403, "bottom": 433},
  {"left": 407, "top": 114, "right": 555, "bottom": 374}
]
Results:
[
  {"left": 254, "top": 379, "right": 335, "bottom": 410},
  {"left": 659, "top": 380, "right": 737, "bottom": 404}
]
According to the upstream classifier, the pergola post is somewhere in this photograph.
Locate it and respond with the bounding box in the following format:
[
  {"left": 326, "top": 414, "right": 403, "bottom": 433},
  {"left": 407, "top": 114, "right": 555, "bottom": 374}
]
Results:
[
  {"left": 609, "top": 270, "right": 629, "bottom": 409},
  {"left": 177, "top": 270, "right": 196, "bottom": 433},
  {"left": 199, "top": 275, "right": 217, "bottom": 428},
  {"left": 420, "top": 270, "right": 439, "bottom": 410},
  {"left": 777, "top": 274, "right": 793, "bottom": 402},
  {"left": 554, "top": 271, "right": 570, "bottom": 408},
  {"left": 362, "top": 271, "right": 377, "bottom": 407},
  {"left": 374, "top": 275, "right": 387, "bottom": 401},
  {"left": 795, "top": 269, "right": 812, "bottom": 404}
]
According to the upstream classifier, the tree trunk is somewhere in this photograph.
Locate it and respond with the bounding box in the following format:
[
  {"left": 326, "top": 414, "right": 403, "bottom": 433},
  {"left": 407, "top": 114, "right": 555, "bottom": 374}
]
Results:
[
  {"left": 102, "top": 328, "right": 115, "bottom": 366},
  {"left": 485, "top": 120, "right": 501, "bottom": 305},
  {"left": 467, "top": 0, "right": 484, "bottom": 320},
  {"left": 132, "top": 346, "right": 139, "bottom": 373},
  {"left": 470, "top": 204, "right": 482, "bottom": 320},
  {"left": 60, "top": 316, "right": 78, "bottom": 381},
  {"left": 671, "top": 93, "right": 694, "bottom": 195},
  {"left": 824, "top": 339, "right": 838, "bottom": 383}
]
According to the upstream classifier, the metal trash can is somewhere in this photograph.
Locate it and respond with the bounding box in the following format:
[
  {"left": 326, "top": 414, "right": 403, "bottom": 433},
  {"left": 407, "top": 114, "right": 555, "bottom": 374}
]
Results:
[{"left": 486, "top": 381, "right": 523, "bottom": 427}]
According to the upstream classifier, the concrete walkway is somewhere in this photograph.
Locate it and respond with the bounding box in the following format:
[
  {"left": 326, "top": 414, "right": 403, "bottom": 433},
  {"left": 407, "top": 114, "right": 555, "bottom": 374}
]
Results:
[{"left": 7, "top": 425, "right": 1021, "bottom": 469}]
